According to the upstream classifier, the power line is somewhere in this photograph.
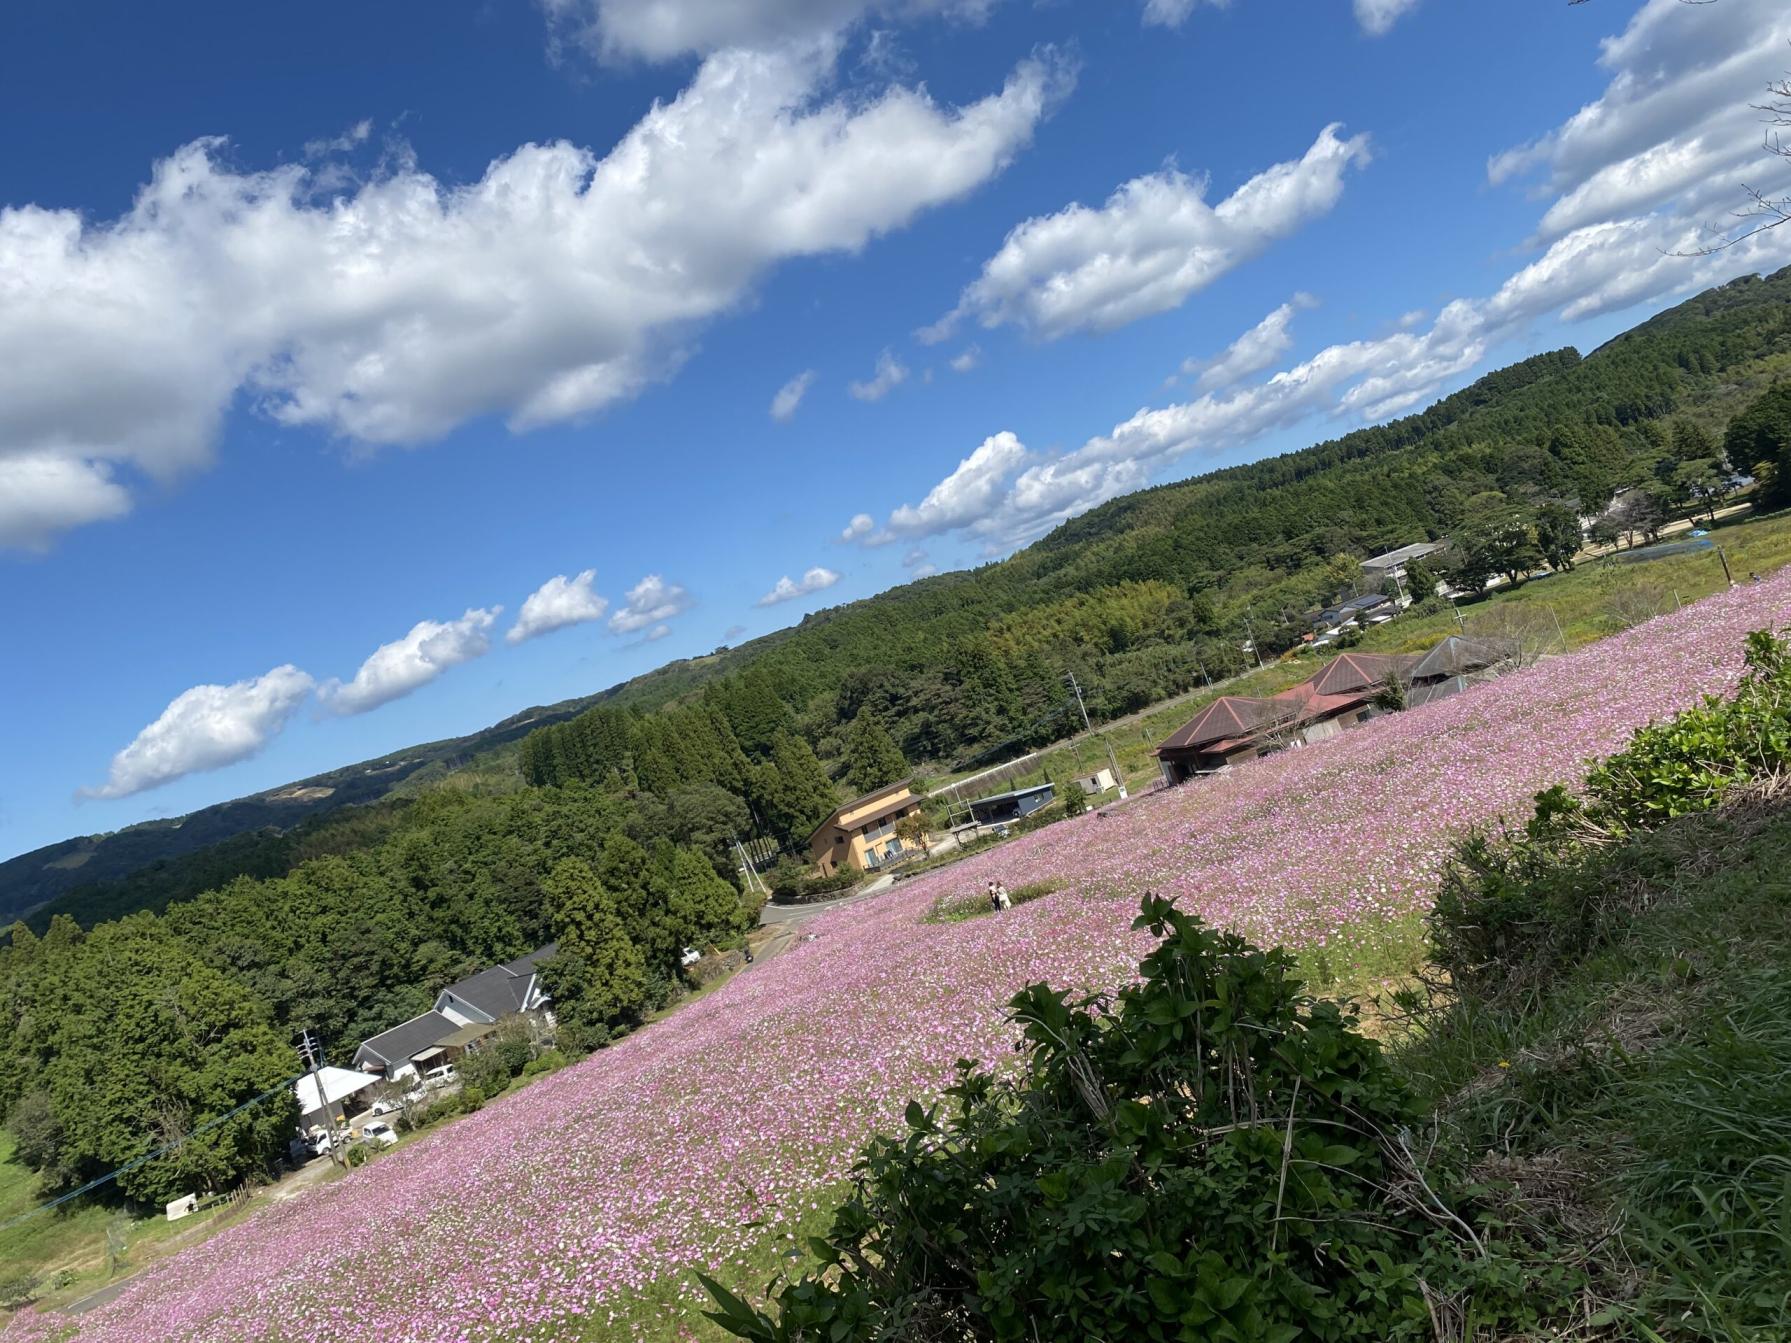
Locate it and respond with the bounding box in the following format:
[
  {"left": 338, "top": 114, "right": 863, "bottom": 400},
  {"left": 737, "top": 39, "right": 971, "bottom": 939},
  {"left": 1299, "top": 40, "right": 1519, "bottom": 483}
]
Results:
[{"left": 0, "top": 1071, "right": 306, "bottom": 1233}]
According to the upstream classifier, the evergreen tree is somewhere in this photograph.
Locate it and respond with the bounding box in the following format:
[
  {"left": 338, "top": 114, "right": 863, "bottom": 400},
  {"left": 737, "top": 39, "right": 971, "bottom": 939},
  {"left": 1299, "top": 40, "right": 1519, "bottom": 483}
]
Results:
[
  {"left": 1725, "top": 383, "right": 1791, "bottom": 508},
  {"left": 767, "top": 732, "right": 840, "bottom": 842},
  {"left": 843, "top": 711, "right": 909, "bottom": 795},
  {"left": 541, "top": 858, "right": 650, "bottom": 1046},
  {"left": 667, "top": 849, "right": 748, "bottom": 949}
]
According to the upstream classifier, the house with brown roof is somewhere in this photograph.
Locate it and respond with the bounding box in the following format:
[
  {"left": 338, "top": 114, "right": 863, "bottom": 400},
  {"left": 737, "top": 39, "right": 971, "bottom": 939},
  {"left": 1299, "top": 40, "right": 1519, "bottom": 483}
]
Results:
[
  {"left": 807, "top": 780, "right": 926, "bottom": 877},
  {"left": 1154, "top": 652, "right": 1419, "bottom": 783}
]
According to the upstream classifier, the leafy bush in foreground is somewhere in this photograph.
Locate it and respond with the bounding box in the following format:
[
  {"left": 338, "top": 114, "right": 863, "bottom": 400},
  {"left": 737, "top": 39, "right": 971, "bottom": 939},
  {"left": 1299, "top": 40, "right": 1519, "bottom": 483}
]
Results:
[
  {"left": 705, "top": 894, "right": 1521, "bottom": 1342},
  {"left": 1433, "top": 627, "right": 1791, "bottom": 986}
]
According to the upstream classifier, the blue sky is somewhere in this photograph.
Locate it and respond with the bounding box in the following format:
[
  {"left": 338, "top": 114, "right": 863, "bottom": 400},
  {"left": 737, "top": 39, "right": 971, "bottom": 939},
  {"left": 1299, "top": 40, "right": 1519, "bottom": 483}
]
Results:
[{"left": 4, "top": 0, "right": 1790, "bottom": 859}]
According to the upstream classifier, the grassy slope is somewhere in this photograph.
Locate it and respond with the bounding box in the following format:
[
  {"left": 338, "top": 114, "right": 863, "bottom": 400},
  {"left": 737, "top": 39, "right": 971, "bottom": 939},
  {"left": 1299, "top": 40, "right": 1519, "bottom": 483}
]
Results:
[{"left": 1393, "top": 794, "right": 1791, "bottom": 1338}]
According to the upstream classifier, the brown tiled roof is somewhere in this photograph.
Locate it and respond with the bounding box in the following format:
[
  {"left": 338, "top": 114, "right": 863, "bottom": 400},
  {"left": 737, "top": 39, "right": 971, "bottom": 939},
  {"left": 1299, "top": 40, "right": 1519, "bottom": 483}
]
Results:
[
  {"left": 1158, "top": 696, "right": 1285, "bottom": 752},
  {"left": 1306, "top": 652, "right": 1420, "bottom": 697}
]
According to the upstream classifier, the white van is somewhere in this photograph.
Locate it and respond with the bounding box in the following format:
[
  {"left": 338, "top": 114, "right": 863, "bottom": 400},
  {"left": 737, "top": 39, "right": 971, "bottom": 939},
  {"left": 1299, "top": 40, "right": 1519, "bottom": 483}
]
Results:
[{"left": 421, "top": 1063, "right": 458, "bottom": 1090}]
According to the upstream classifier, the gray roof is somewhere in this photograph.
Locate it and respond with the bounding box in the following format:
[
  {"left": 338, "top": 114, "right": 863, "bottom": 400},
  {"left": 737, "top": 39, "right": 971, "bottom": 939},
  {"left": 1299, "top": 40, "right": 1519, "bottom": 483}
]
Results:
[
  {"left": 968, "top": 782, "right": 1056, "bottom": 807},
  {"left": 1410, "top": 635, "right": 1511, "bottom": 683},
  {"left": 438, "top": 944, "right": 557, "bottom": 1021},
  {"left": 355, "top": 1011, "right": 460, "bottom": 1069},
  {"left": 1362, "top": 541, "right": 1444, "bottom": 570}
]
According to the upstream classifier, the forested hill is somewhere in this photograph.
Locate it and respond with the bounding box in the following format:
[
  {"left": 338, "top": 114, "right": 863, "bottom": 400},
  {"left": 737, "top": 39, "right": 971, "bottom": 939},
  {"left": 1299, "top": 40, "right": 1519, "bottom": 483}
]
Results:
[{"left": 7, "top": 264, "right": 1790, "bottom": 926}]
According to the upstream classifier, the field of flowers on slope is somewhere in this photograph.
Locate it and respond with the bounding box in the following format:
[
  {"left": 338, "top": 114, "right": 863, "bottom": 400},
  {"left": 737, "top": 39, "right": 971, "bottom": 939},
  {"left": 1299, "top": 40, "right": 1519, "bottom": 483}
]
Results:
[{"left": 10, "top": 573, "right": 1791, "bottom": 1343}]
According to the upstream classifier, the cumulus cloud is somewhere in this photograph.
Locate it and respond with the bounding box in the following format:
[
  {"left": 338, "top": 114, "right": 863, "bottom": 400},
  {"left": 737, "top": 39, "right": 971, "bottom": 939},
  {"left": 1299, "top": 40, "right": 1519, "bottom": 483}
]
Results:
[
  {"left": 845, "top": 430, "right": 1028, "bottom": 544},
  {"left": 507, "top": 569, "right": 610, "bottom": 645},
  {"left": 0, "top": 45, "right": 1068, "bottom": 548},
  {"left": 319, "top": 608, "right": 501, "bottom": 715},
  {"left": 609, "top": 574, "right": 695, "bottom": 634},
  {"left": 82, "top": 665, "right": 315, "bottom": 799},
  {"left": 1140, "top": 0, "right": 1200, "bottom": 27},
  {"left": 847, "top": 348, "right": 910, "bottom": 401},
  {"left": 1179, "top": 293, "right": 1315, "bottom": 391},
  {"left": 541, "top": 0, "right": 998, "bottom": 63},
  {"left": 643, "top": 623, "right": 673, "bottom": 642},
  {"left": 0, "top": 455, "right": 132, "bottom": 551},
  {"left": 922, "top": 124, "right": 1370, "bottom": 342},
  {"left": 770, "top": 369, "right": 818, "bottom": 422},
  {"left": 757, "top": 564, "right": 842, "bottom": 605},
  {"left": 949, "top": 345, "right": 982, "bottom": 373},
  {"left": 866, "top": 0, "right": 1791, "bottom": 556},
  {"left": 1489, "top": 0, "right": 1791, "bottom": 244},
  {"left": 1353, "top": 0, "right": 1421, "bottom": 38}
]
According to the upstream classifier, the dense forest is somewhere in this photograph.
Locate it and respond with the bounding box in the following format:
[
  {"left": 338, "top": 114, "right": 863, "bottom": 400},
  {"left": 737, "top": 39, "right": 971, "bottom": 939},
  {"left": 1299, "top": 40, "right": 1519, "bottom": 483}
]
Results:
[{"left": 3, "top": 265, "right": 1791, "bottom": 1209}]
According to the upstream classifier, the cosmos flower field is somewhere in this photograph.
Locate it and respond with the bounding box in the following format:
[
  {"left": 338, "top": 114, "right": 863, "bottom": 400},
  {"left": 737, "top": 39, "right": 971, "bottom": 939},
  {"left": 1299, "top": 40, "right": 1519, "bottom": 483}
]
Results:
[{"left": 11, "top": 573, "right": 1791, "bottom": 1343}]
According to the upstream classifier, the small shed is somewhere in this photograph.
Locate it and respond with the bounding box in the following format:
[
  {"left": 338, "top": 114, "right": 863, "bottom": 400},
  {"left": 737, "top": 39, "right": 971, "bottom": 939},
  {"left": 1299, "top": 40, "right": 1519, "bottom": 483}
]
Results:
[
  {"left": 1076, "top": 768, "right": 1117, "bottom": 796},
  {"left": 967, "top": 783, "right": 1056, "bottom": 826}
]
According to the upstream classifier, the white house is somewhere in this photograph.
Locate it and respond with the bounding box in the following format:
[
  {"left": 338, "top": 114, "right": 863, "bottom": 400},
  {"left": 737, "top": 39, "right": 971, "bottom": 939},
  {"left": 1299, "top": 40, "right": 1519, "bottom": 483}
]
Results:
[{"left": 294, "top": 1066, "right": 381, "bottom": 1132}]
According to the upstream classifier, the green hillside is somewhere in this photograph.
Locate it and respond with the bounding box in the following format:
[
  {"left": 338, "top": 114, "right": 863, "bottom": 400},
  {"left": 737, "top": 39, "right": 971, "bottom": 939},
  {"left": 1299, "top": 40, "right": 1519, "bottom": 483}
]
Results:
[{"left": 5, "top": 264, "right": 1790, "bottom": 929}]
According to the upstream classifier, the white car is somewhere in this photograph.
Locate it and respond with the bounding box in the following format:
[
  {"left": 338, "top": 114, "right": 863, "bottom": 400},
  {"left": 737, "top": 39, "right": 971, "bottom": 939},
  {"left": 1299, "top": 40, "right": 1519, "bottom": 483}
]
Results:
[
  {"left": 421, "top": 1064, "right": 458, "bottom": 1090},
  {"left": 361, "top": 1121, "right": 399, "bottom": 1149},
  {"left": 368, "top": 1097, "right": 400, "bottom": 1117}
]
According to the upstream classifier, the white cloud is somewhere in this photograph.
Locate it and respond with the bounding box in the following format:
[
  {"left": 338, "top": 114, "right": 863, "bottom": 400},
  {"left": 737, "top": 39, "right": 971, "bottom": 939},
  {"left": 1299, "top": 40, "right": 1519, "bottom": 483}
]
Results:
[
  {"left": 925, "top": 124, "right": 1370, "bottom": 342},
  {"left": 319, "top": 608, "right": 501, "bottom": 715},
  {"left": 901, "top": 546, "right": 929, "bottom": 567},
  {"left": 770, "top": 369, "right": 818, "bottom": 422},
  {"left": 847, "top": 348, "right": 910, "bottom": 401},
  {"left": 1489, "top": 0, "right": 1790, "bottom": 244},
  {"left": 609, "top": 574, "right": 695, "bottom": 634},
  {"left": 847, "top": 429, "right": 1028, "bottom": 544},
  {"left": 1140, "top": 0, "right": 1200, "bottom": 28},
  {"left": 757, "top": 564, "right": 842, "bottom": 605},
  {"left": 0, "top": 45, "right": 1067, "bottom": 548},
  {"left": 0, "top": 454, "right": 132, "bottom": 551},
  {"left": 1180, "top": 292, "right": 1315, "bottom": 391},
  {"left": 1353, "top": 0, "right": 1420, "bottom": 38},
  {"left": 949, "top": 344, "right": 982, "bottom": 373},
  {"left": 507, "top": 569, "right": 610, "bottom": 645},
  {"left": 542, "top": 0, "right": 998, "bottom": 62},
  {"left": 862, "top": 0, "right": 1791, "bottom": 556},
  {"left": 82, "top": 665, "right": 315, "bottom": 799},
  {"left": 644, "top": 623, "right": 673, "bottom": 642},
  {"left": 303, "top": 119, "right": 373, "bottom": 160}
]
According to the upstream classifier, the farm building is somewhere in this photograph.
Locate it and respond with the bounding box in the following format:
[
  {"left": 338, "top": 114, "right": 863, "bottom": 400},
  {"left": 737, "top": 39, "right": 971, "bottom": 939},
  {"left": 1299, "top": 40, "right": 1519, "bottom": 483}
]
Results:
[
  {"left": 1154, "top": 652, "right": 1419, "bottom": 783},
  {"left": 965, "top": 782, "right": 1057, "bottom": 827}
]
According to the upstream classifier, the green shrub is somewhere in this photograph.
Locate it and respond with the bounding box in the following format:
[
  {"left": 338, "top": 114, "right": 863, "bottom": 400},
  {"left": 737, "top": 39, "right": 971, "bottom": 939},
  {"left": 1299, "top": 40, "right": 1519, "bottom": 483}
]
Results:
[
  {"left": 520, "top": 1049, "right": 569, "bottom": 1077},
  {"left": 1433, "top": 629, "right": 1791, "bottom": 988},
  {"left": 0, "top": 1268, "right": 39, "bottom": 1310},
  {"left": 457, "top": 1045, "right": 514, "bottom": 1096},
  {"left": 705, "top": 894, "right": 1524, "bottom": 1342}
]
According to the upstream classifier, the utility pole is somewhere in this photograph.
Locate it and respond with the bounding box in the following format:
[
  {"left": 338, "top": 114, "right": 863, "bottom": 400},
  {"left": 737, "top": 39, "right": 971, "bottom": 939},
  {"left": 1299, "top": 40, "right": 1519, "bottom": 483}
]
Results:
[
  {"left": 1242, "top": 609, "right": 1265, "bottom": 670},
  {"left": 299, "top": 1030, "right": 341, "bottom": 1169},
  {"left": 1545, "top": 604, "right": 1567, "bottom": 653},
  {"left": 1064, "top": 672, "right": 1127, "bottom": 801},
  {"left": 730, "top": 835, "right": 767, "bottom": 898}
]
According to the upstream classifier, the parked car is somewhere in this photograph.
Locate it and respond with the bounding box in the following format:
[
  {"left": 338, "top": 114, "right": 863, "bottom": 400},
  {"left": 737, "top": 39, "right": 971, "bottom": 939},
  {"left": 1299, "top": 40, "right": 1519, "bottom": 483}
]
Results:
[
  {"left": 368, "top": 1097, "right": 400, "bottom": 1117},
  {"left": 421, "top": 1064, "right": 458, "bottom": 1090},
  {"left": 401, "top": 1085, "right": 427, "bottom": 1106},
  {"left": 361, "top": 1121, "right": 398, "bottom": 1149}
]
